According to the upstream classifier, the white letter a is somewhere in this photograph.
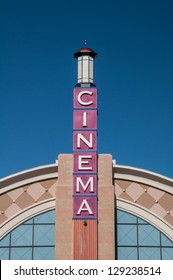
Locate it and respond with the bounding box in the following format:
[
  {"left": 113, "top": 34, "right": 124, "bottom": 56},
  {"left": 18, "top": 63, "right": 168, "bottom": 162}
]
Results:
[{"left": 77, "top": 199, "right": 93, "bottom": 215}]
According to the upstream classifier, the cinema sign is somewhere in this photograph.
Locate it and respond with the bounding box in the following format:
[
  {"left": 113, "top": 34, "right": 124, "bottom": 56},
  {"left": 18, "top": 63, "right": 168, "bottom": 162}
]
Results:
[{"left": 73, "top": 88, "right": 98, "bottom": 219}]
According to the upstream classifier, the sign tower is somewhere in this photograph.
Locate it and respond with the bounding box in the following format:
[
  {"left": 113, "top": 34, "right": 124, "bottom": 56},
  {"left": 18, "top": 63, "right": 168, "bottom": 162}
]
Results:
[{"left": 73, "top": 47, "right": 98, "bottom": 259}]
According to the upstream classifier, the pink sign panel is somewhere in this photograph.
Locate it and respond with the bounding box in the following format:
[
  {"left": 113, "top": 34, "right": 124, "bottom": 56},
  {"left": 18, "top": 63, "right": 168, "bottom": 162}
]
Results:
[
  {"left": 73, "top": 174, "right": 97, "bottom": 195},
  {"left": 73, "top": 110, "right": 97, "bottom": 129},
  {"left": 73, "top": 153, "right": 97, "bottom": 173},
  {"left": 73, "top": 88, "right": 97, "bottom": 108},
  {"left": 73, "top": 196, "right": 97, "bottom": 218},
  {"left": 73, "top": 86, "right": 98, "bottom": 220},
  {"left": 73, "top": 131, "right": 97, "bottom": 151}
]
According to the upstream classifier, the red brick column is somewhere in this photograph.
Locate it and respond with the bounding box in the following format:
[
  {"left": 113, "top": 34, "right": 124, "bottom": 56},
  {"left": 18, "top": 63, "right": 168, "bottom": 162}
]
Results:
[{"left": 73, "top": 219, "right": 97, "bottom": 259}]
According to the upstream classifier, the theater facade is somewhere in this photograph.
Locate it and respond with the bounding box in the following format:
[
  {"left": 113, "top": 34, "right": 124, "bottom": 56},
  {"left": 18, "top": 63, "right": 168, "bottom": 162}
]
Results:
[{"left": 0, "top": 48, "right": 173, "bottom": 260}]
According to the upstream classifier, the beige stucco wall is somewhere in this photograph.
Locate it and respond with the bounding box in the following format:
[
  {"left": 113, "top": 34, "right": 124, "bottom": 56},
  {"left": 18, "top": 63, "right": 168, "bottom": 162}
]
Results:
[{"left": 0, "top": 155, "right": 173, "bottom": 258}]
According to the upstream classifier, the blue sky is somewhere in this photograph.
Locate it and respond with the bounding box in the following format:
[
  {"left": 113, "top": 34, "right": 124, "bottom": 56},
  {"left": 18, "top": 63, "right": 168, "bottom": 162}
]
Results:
[{"left": 0, "top": 0, "right": 173, "bottom": 178}]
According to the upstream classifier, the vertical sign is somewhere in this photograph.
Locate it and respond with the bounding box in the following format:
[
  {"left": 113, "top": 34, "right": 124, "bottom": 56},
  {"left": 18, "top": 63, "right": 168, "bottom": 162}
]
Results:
[{"left": 73, "top": 88, "right": 98, "bottom": 219}]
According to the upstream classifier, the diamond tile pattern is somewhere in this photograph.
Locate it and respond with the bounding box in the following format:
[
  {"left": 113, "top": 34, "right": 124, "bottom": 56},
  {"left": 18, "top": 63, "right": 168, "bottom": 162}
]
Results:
[
  {"left": 126, "top": 183, "right": 144, "bottom": 200},
  {"left": 0, "top": 179, "right": 57, "bottom": 224},
  {"left": 115, "top": 180, "right": 173, "bottom": 227}
]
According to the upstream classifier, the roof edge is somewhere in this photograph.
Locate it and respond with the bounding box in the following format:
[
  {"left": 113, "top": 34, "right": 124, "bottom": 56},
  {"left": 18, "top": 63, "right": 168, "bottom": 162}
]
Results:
[
  {"left": 0, "top": 163, "right": 58, "bottom": 193},
  {"left": 114, "top": 164, "right": 173, "bottom": 194}
]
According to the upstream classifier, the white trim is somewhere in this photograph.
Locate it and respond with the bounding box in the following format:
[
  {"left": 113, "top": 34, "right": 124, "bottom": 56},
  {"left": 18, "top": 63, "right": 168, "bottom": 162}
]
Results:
[
  {"left": 0, "top": 163, "right": 58, "bottom": 181},
  {"left": 0, "top": 199, "right": 56, "bottom": 239},
  {"left": 0, "top": 164, "right": 58, "bottom": 194},
  {"left": 117, "top": 199, "right": 173, "bottom": 242},
  {"left": 114, "top": 165, "right": 173, "bottom": 195},
  {"left": 114, "top": 164, "right": 173, "bottom": 182},
  {"left": 0, "top": 173, "right": 58, "bottom": 194}
]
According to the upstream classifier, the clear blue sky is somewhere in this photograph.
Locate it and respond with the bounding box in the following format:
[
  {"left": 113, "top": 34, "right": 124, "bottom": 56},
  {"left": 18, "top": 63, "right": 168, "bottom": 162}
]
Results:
[{"left": 0, "top": 0, "right": 173, "bottom": 178}]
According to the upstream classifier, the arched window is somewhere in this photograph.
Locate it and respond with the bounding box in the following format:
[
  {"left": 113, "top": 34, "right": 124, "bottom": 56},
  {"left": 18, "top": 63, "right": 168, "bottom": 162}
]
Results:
[
  {"left": 116, "top": 210, "right": 173, "bottom": 260},
  {"left": 0, "top": 210, "right": 55, "bottom": 260}
]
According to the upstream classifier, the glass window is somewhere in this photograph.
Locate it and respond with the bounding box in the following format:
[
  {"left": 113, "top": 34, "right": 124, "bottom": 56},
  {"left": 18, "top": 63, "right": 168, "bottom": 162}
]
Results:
[
  {"left": 117, "top": 225, "right": 137, "bottom": 246},
  {"left": 117, "top": 210, "right": 137, "bottom": 224},
  {"left": 0, "top": 209, "right": 55, "bottom": 260},
  {"left": 34, "top": 210, "right": 55, "bottom": 224},
  {"left": 139, "top": 247, "right": 161, "bottom": 260},
  {"left": 138, "top": 218, "right": 147, "bottom": 224},
  {"left": 116, "top": 209, "right": 173, "bottom": 260},
  {"left": 11, "top": 225, "right": 33, "bottom": 246},
  {"left": 138, "top": 225, "right": 160, "bottom": 246},
  {"left": 0, "top": 248, "right": 9, "bottom": 260},
  {"left": 0, "top": 234, "right": 10, "bottom": 246},
  {"left": 10, "top": 247, "right": 32, "bottom": 260},
  {"left": 161, "top": 233, "right": 173, "bottom": 246},
  {"left": 34, "top": 225, "right": 55, "bottom": 246},
  {"left": 162, "top": 248, "right": 173, "bottom": 260},
  {"left": 117, "top": 247, "right": 137, "bottom": 260},
  {"left": 34, "top": 247, "right": 55, "bottom": 260},
  {"left": 23, "top": 218, "right": 33, "bottom": 224}
]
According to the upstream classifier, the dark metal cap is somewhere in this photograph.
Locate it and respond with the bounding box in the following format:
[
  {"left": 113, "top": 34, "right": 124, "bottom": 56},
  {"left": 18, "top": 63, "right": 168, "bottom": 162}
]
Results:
[{"left": 74, "top": 47, "right": 97, "bottom": 58}]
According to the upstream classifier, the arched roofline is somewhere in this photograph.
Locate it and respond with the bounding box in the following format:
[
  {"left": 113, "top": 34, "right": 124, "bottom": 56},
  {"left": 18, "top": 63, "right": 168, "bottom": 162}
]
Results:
[
  {"left": 114, "top": 164, "right": 173, "bottom": 195},
  {"left": 1, "top": 161, "right": 173, "bottom": 244},
  {"left": 0, "top": 163, "right": 58, "bottom": 194}
]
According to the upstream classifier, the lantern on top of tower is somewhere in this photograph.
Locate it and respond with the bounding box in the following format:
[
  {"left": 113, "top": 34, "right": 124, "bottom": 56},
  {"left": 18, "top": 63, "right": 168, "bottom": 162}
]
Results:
[{"left": 74, "top": 47, "right": 97, "bottom": 86}]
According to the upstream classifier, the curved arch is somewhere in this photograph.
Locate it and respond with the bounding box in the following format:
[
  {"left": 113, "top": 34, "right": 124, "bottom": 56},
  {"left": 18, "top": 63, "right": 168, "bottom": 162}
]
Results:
[
  {"left": 0, "top": 163, "right": 58, "bottom": 240},
  {"left": 117, "top": 199, "right": 173, "bottom": 241},
  {"left": 0, "top": 164, "right": 58, "bottom": 194},
  {"left": 114, "top": 165, "right": 173, "bottom": 194},
  {"left": 0, "top": 199, "right": 56, "bottom": 239}
]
